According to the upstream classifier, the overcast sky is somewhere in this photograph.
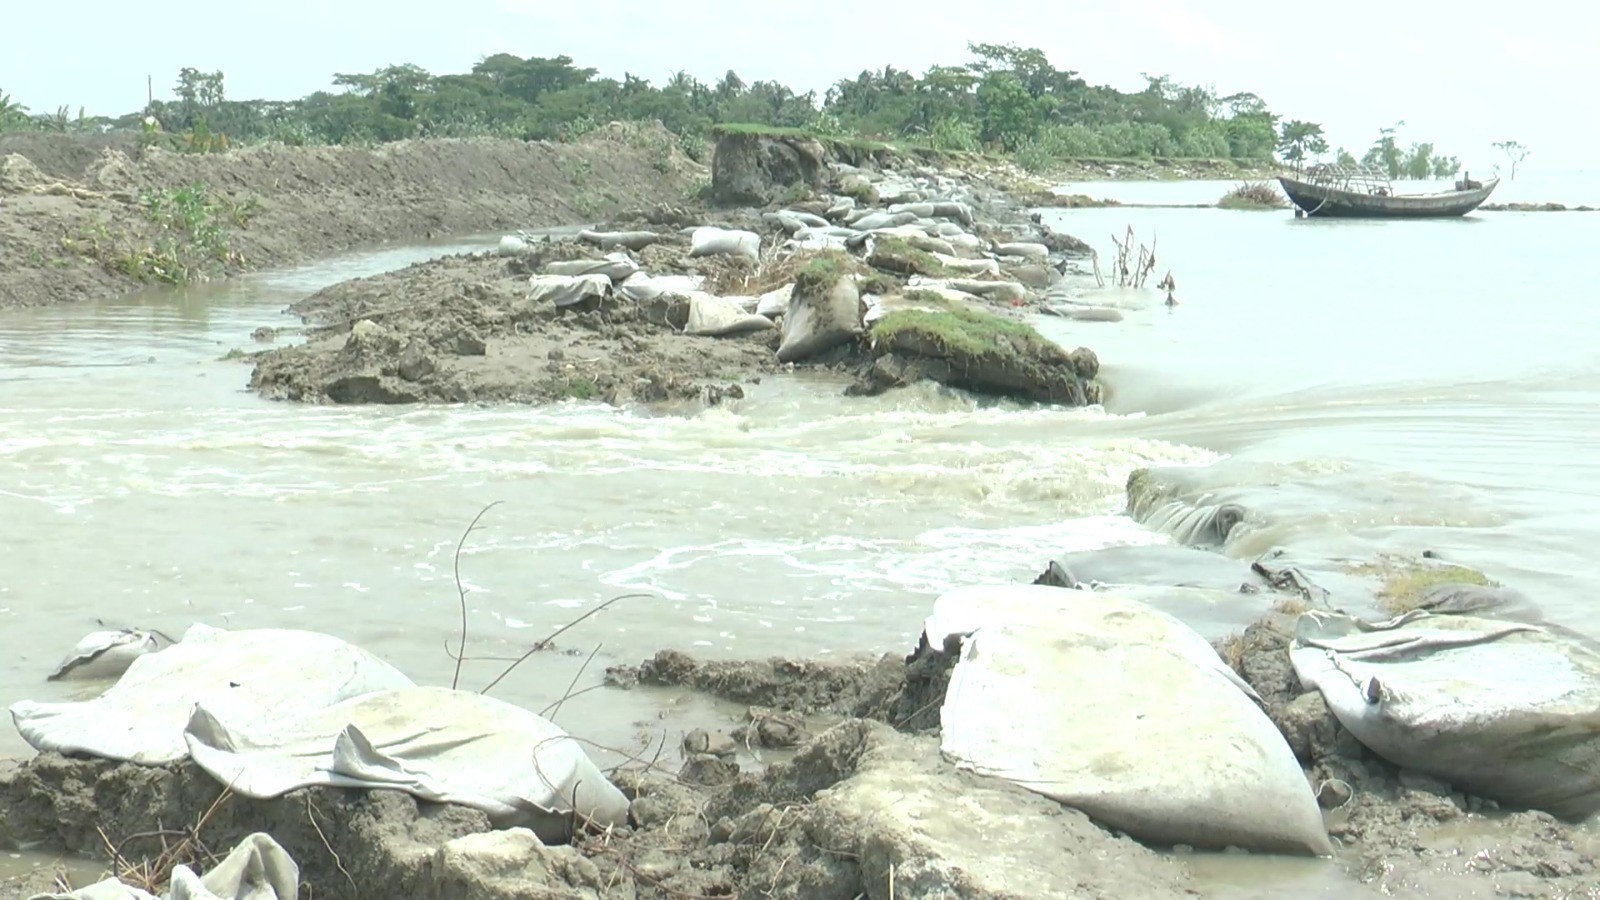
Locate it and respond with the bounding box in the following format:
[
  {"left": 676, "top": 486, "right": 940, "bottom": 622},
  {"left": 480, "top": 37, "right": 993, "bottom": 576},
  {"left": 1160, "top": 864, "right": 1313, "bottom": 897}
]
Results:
[{"left": 2, "top": 0, "right": 1577, "bottom": 171}]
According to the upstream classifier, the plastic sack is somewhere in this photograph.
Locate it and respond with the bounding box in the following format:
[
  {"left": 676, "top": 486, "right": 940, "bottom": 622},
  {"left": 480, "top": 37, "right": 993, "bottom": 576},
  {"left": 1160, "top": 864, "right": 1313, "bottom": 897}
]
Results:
[
  {"left": 618, "top": 271, "right": 702, "bottom": 303},
  {"left": 689, "top": 227, "right": 760, "bottom": 263},
  {"left": 685, "top": 293, "right": 776, "bottom": 337},
  {"left": 543, "top": 253, "right": 640, "bottom": 284},
  {"left": 527, "top": 273, "right": 612, "bottom": 310}
]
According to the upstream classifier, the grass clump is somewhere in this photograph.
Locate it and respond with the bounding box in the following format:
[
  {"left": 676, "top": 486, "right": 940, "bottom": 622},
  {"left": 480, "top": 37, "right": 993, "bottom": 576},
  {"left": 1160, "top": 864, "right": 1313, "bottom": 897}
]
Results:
[
  {"left": 1350, "top": 557, "right": 1497, "bottom": 614},
  {"left": 792, "top": 251, "right": 863, "bottom": 296},
  {"left": 869, "top": 303, "right": 1046, "bottom": 360},
  {"left": 867, "top": 236, "right": 953, "bottom": 278},
  {"left": 60, "top": 183, "right": 242, "bottom": 285},
  {"left": 1217, "top": 181, "right": 1287, "bottom": 210}
]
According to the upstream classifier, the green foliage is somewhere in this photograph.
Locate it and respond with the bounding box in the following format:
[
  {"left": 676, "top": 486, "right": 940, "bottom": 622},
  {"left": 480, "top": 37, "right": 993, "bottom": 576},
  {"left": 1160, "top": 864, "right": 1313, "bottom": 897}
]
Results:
[
  {"left": 60, "top": 185, "right": 241, "bottom": 285},
  {"left": 793, "top": 252, "right": 861, "bottom": 296},
  {"left": 1217, "top": 182, "right": 1287, "bottom": 210},
  {"left": 1276, "top": 120, "right": 1328, "bottom": 170}
]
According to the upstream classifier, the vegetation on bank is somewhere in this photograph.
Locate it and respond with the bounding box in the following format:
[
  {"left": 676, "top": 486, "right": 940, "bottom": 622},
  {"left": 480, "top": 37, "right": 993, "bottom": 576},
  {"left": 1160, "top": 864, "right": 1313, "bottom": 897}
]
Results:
[
  {"left": 1349, "top": 557, "right": 1498, "bottom": 614},
  {"left": 58, "top": 183, "right": 249, "bottom": 285},
  {"left": 869, "top": 302, "right": 1051, "bottom": 361},
  {"left": 1, "top": 46, "right": 1473, "bottom": 177},
  {"left": 1217, "top": 182, "right": 1287, "bottom": 210}
]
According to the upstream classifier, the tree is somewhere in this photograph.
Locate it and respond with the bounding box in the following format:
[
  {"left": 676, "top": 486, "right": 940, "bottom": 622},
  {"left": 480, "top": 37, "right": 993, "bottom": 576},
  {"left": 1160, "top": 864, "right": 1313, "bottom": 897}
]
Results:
[
  {"left": 1276, "top": 120, "right": 1328, "bottom": 172},
  {"left": 0, "top": 90, "right": 29, "bottom": 130},
  {"left": 1362, "top": 121, "right": 1407, "bottom": 178},
  {"left": 1492, "top": 140, "right": 1531, "bottom": 180}
]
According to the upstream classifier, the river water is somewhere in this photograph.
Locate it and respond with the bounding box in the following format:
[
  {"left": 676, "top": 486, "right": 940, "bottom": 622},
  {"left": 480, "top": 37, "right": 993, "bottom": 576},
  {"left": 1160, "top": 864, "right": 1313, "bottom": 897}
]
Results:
[{"left": 2, "top": 179, "right": 1597, "bottom": 891}]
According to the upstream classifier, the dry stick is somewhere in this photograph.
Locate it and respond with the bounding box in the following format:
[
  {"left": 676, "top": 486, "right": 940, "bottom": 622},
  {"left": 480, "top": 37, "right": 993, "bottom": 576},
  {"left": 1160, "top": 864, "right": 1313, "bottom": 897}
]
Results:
[
  {"left": 304, "top": 795, "right": 358, "bottom": 897},
  {"left": 542, "top": 642, "right": 603, "bottom": 722},
  {"left": 451, "top": 500, "right": 504, "bottom": 691},
  {"left": 479, "top": 592, "right": 651, "bottom": 695}
]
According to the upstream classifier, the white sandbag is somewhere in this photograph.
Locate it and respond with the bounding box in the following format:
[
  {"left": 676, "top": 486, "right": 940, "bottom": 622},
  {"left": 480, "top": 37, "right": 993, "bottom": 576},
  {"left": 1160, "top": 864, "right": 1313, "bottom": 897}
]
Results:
[
  {"left": 9, "top": 624, "right": 413, "bottom": 765},
  {"left": 527, "top": 273, "right": 612, "bottom": 310},
  {"left": 689, "top": 226, "right": 761, "bottom": 263},
  {"left": 542, "top": 253, "right": 640, "bottom": 284},
  {"left": 184, "top": 686, "right": 630, "bottom": 841},
  {"left": 1291, "top": 609, "right": 1600, "bottom": 819},
  {"left": 933, "top": 221, "right": 969, "bottom": 237},
  {"left": 766, "top": 210, "right": 829, "bottom": 234},
  {"left": 48, "top": 628, "right": 172, "bottom": 682},
  {"left": 33, "top": 830, "right": 298, "bottom": 900},
  {"left": 578, "top": 229, "right": 659, "bottom": 251},
  {"left": 824, "top": 197, "right": 856, "bottom": 220},
  {"left": 776, "top": 275, "right": 863, "bottom": 364},
  {"left": 995, "top": 242, "right": 1051, "bottom": 262},
  {"left": 848, "top": 211, "right": 917, "bottom": 232},
  {"left": 888, "top": 201, "right": 937, "bottom": 219},
  {"left": 910, "top": 277, "right": 1028, "bottom": 305},
  {"left": 786, "top": 233, "right": 852, "bottom": 253},
  {"left": 870, "top": 226, "right": 954, "bottom": 257},
  {"left": 618, "top": 271, "right": 702, "bottom": 303},
  {"left": 931, "top": 253, "right": 999, "bottom": 277},
  {"left": 685, "top": 293, "right": 776, "bottom": 337},
  {"left": 931, "top": 585, "right": 1331, "bottom": 856},
  {"left": 496, "top": 235, "right": 528, "bottom": 257},
  {"left": 757, "top": 283, "right": 793, "bottom": 318},
  {"left": 945, "top": 233, "right": 985, "bottom": 256}
]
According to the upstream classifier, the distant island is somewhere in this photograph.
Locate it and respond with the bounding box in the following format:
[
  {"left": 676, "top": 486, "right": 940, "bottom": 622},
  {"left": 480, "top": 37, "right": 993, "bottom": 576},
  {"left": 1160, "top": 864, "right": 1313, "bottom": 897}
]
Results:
[{"left": 2, "top": 44, "right": 1469, "bottom": 180}]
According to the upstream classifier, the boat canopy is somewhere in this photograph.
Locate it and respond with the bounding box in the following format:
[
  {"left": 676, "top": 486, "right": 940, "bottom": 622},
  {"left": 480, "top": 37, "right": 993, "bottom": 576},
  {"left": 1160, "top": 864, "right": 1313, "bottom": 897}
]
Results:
[{"left": 1301, "top": 163, "right": 1394, "bottom": 195}]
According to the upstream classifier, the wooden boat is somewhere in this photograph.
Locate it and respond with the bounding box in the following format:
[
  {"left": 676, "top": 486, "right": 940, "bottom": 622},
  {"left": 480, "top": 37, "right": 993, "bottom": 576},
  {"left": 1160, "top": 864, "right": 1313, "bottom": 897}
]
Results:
[{"left": 1277, "top": 163, "right": 1498, "bottom": 219}]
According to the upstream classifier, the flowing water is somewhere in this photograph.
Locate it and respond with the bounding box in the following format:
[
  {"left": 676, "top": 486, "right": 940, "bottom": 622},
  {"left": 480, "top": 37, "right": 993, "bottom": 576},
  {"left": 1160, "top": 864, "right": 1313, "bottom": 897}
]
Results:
[{"left": 2, "top": 180, "right": 1598, "bottom": 893}]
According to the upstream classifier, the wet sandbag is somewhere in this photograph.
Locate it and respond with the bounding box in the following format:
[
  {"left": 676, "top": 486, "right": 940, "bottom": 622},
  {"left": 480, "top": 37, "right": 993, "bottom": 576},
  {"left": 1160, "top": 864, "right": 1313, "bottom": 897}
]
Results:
[
  {"left": 9, "top": 624, "right": 414, "bottom": 765},
  {"left": 184, "top": 685, "right": 630, "bottom": 841},
  {"left": 689, "top": 226, "right": 760, "bottom": 263},
  {"left": 685, "top": 293, "right": 776, "bottom": 337},
  {"left": 579, "top": 229, "right": 659, "bottom": 251},
  {"left": 912, "top": 277, "right": 1028, "bottom": 305},
  {"left": 995, "top": 242, "right": 1050, "bottom": 262},
  {"left": 870, "top": 226, "right": 955, "bottom": 257},
  {"left": 528, "top": 273, "right": 612, "bottom": 311},
  {"left": 497, "top": 234, "right": 528, "bottom": 257},
  {"left": 543, "top": 253, "right": 640, "bottom": 284},
  {"left": 1291, "top": 609, "right": 1600, "bottom": 819},
  {"left": 48, "top": 628, "right": 172, "bottom": 682},
  {"left": 930, "top": 585, "right": 1332, "bottom": 856},
  {"left": 776, "top": 271, "right": 863, "bottom": 363},
  {"left": 618, "top": 271, "right": 701, "bottom": 303}
]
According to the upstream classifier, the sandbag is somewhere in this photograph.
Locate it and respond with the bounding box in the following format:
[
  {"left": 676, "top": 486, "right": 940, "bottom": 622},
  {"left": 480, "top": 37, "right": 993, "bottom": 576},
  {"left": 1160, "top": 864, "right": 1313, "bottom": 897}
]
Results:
[
  {"left": 184, "top": 686, "right": 630, "bottom": 840},
  {"left": 9, "top": 624, "right": 413, "bottom": 765},
  {"left": 995, "top": 242, "right": 1050, "bottom": 262},
  {"left": 527, "top": 273, "right": 612, "bottom": 310},
  {"left": 776, "top": 275, "right": 863, "bottom": 364},
  {"left": 757, "top": 283, "right": 793, "bottom": 318},
  {"left": 30, "top": 833, "right": 297, "bottom": 900},
  {"left": 824, "top": 197, "right": 856, "bottom": 221},
  {"left": 870, "top": 226, "right": 954, "bottom": 257},
  {"left": 48, "top": 628, "right": 172, "bottom": 681},
  {"left": 911, "top": 277, "right": 1028, "bottom": 305},
  {"left": 579, "top": 229, "right": 659, "bottom": 251},
  {"left": 618, "top": 271, "right": 702, "bottom": 303},
  {"left": 849, "top": 211, "right": 917, "bottom": 232},
  {"left": 496, "top": 235, "right": 528, "bottom": 257},
  {"left": 689, "top": 226, "right": 760, "bottom": 263},
  {"left": 930, "top": 585, "right": 1331, "bottom": 856},
  {"left": 1291, "top": 609, "right": 1600, "bottom": 819},
  {"left": 931, "top": 253, "right": 999, "bottom": 276},
  {"left": 685, "top": 293, "right": 776, "bottom": 337},
  {"left": 542, "top": 253, "right": 640, "bottom": 284}
]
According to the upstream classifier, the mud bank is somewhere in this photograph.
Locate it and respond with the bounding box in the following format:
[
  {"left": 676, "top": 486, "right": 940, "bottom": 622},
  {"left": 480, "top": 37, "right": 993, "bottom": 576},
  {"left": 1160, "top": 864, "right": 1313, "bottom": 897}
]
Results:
[
  {"left": 0, "top": 123, "right": 701, "bottom": 310},
  {"left": 246, "top": 135, "right": 1106, "bottom": 410}
]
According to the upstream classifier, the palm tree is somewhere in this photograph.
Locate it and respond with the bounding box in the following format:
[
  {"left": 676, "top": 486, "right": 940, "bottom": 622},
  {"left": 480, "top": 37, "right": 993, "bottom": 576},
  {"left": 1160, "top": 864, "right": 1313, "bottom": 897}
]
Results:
[{"left": 0, "top": 90, "right": 31, "bottom": 127}]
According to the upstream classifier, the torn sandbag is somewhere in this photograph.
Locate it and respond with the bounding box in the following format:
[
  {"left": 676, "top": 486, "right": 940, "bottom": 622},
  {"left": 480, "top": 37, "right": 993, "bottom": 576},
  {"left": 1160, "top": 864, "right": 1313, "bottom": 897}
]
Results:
[
  {"left": 10, "top": 623, "right": 413, "bottom": 765},
  {"left": 689, "top": 227, "right": 760, "bottom": 263},
  {"left": 685, "top": 293, "right": 776, "bottom": 337},
  {"left": 578, "top": 229, "right": 659, "bottom": 251},
  {"left": 48, "top": 628, "right": 173, "bottom": 682},
  {"left": 618, "top": 271, "right": 702, "bottom": 303},
  {"left": 542, "top": 253, "right": 640, "bottom": 284},
  {"left": 931, "top": 585, "right": 1331, "bottom": 856},
  {"left": 184, "top": 686, "right": 630, "bottom": 841},
  {"left": 33, "top": 832, "right": 298, "bottom": 900},
  {"left": 1290, "top": 609, "right": 1600, "bottom": 820},
  {"left": 527, "top": 273, "right": 612, "bottom": 311}
]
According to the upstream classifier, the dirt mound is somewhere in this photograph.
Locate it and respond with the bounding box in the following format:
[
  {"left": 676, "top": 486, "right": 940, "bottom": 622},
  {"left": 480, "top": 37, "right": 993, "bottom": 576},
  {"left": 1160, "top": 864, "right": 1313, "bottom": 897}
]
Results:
[
  {"left": 0, "top": 125, "right": 703, "bottom": 310},
  {"left": 0, "top": 133, "right": 145, "bottom": 181},
  {"left": 247, "top": 252, "right": 776, "bottom": 407}
]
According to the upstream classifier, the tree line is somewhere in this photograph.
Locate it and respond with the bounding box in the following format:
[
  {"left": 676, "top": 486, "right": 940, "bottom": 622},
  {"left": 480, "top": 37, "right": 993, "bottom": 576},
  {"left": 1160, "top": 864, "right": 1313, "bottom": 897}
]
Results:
[{"left": 1, "top": 46, "right": 1474, "bottom": 178}]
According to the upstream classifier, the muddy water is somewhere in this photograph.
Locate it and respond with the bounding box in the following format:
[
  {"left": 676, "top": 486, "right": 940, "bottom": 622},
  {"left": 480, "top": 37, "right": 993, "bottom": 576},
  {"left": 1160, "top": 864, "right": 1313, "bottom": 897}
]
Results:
[{"left": 2, "top": 187, "right": 1598, "bottom": 893}]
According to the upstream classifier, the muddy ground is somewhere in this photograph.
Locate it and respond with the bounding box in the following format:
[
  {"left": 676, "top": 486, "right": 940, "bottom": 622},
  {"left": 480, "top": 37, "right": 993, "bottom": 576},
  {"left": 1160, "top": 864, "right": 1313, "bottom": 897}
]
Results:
[
  {"left": 0, "top": 123, "right": 702, "bottom": 310},
  {"left": 5, "top": 607, "right": 1597, "bottom": 900}
]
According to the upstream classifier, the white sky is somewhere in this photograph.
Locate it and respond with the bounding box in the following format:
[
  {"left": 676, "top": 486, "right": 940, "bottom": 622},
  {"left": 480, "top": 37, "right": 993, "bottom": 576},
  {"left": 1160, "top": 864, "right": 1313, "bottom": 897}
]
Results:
[{"left": 2, "top": 0, "right": 1578, "bottom": 171}]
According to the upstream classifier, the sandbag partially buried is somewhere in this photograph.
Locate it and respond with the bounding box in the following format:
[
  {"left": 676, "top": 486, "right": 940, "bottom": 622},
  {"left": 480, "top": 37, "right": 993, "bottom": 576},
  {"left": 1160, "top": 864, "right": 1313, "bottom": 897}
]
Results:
[
  {"left": 776, "top": 268, "right": 863, "bottom": 363},
  {"left": 685, "top": 293, "right": 775, "bottom": 337},
  {"left": 931, "top": 584, "right": 1332, "bottom": 856},
  {"left": 1291, "top": 608, "right": 1600, "bottom": 820}
]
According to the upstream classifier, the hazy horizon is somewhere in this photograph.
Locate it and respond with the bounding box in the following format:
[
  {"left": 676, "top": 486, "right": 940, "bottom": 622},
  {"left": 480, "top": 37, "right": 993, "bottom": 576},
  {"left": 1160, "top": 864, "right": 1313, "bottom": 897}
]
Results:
[{"left": 3, "top": 0, "right": 1583, "bottom": 173}]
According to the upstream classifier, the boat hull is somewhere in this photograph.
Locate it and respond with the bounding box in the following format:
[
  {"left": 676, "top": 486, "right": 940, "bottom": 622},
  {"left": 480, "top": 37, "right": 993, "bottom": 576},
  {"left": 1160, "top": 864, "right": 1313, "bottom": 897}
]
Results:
[{"left": 1277, "top": 176, "right": 1499, "bottom": 219}]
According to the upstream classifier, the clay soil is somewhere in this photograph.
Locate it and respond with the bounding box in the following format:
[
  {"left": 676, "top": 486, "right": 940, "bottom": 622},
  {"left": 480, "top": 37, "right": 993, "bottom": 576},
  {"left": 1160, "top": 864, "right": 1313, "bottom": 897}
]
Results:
[{"left": 0, "top": 123, "right": 702, "bottom": 310}]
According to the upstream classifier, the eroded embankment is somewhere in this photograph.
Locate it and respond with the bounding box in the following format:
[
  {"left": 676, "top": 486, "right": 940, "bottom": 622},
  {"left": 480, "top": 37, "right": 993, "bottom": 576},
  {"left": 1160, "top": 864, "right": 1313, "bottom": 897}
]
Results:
[{"left": 0, "top": 123, "right": 702, "bottom": 309}]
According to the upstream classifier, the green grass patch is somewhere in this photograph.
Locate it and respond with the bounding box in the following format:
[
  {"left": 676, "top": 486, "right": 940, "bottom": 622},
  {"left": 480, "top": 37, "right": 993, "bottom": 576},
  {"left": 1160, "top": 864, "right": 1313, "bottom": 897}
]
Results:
[
  {"left": 868, "top": 236, "right": 954, "bottom": 278},
  {"left": 870, "top": 304, "right": 1046, "bottom": 360},
  {"left": 1349, "top": 558, "right": 1498, "bottom": 614},
  {"left": 793, "top": 251, "right": 863, "bottom": 296},
  {"left": 1217, "top": 181, "right": 1287, "bottom": 211}
]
